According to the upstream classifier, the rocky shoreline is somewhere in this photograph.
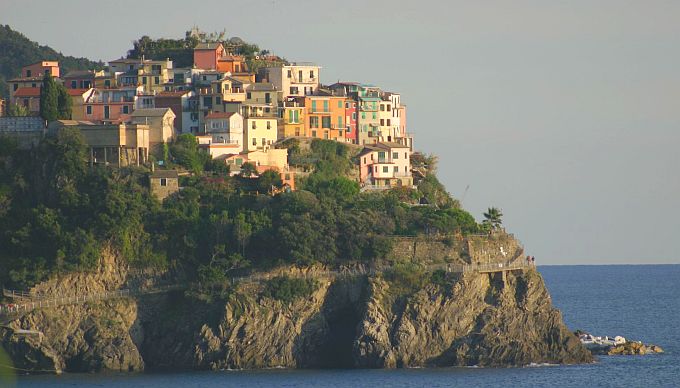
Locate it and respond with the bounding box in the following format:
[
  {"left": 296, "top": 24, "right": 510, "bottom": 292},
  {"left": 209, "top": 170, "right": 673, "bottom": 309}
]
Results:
[{"left": 577, "top": 331, "right": 664, "bottom": 356}]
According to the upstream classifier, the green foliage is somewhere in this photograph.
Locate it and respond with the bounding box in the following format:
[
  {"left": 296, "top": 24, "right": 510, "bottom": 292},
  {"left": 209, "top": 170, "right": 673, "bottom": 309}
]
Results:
[
  {"left": 239, "top": 162, "right": 257, "bottom": 177},
  {"left": 257, "top": 169, "right": 283, "bottom": 193},
  {"left": 6, "top": 104, "right": 29, "bottom": 117},
  {"left": 263, "top": 276, "right": 318, "bottom": 304},
  {"left": 127, "top": 34, "right": 199, "bottom": 68},
  {"left": 417, "top": 174, "right": 459, "bottom": 209},
  {"left": 384, "top": 262, "right": 426, "bottom": 296},
  {"left": 57, "top": 84, "right": 72, "bottom": 119},
  {"left": 168, "top": 134, "right": 210, "bottom": 174},
  {"left": 482, "top": 207, "right": 503, "bottom": 229},
  {"left": 39, "top": 74, "right": 58, "bottom": 122},
  {"left": 0, "top": 25, "right": 103, "bottom": 99}
]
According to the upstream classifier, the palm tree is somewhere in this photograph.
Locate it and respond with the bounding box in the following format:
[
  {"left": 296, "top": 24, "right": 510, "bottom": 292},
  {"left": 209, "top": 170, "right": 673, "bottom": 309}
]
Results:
[{"left": 482, "top": 207, "right": 503, "bottom": 230}]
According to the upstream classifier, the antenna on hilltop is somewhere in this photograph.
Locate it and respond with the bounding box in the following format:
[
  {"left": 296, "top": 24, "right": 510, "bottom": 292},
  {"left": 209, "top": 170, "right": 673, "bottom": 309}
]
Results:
[{"left": 460, "top": 184, "right": 470, "bottom": 206}]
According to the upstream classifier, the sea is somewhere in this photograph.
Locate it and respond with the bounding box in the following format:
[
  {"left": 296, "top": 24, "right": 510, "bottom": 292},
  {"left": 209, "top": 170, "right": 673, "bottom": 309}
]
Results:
[{"left": 9, "top": 265, "right": 680, "bottom": 387}]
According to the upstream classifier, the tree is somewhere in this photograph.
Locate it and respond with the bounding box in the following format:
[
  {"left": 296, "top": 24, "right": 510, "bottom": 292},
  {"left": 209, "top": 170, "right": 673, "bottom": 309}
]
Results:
[
  {"left": 257, "top": 169, "right": 282, "bottom": 193},
  {"left": 239, "top": 162, "right": 257, "bottom": 178},
  {"left": 232, "top": 212, "right": 252, "bottom": 256},
  {"left": 39, "top": 73, "right": 59, "bottom": 122},
  {"left": 7, "top": 103, "right": 29, "bottom": 117},
  {"left": 56, "top": 84, "right": 72, "bottom": 119},
  {"left": 482, "top": 207, "right": 503, "bottom": 230}
]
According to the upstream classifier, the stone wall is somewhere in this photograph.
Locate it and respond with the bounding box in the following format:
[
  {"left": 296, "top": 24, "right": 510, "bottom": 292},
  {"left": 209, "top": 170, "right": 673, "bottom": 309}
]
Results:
[{"left": 388, "top": 232, "right": 523, "bottom": 266}]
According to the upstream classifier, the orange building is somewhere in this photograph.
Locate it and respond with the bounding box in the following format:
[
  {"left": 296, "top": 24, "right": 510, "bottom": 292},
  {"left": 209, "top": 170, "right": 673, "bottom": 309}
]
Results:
[
  {"left": 21, "top": 61, "right": 60, "bottom": 78},
  {"left": 304, "top": 95, "right": 347, "bottom": 141}
]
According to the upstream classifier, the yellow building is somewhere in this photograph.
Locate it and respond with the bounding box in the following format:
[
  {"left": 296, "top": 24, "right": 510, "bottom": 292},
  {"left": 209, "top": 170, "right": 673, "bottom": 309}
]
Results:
[
  {"left": 282, "top": 98, "right": 305, "bottom": 138},
  {"left": 245, "top": 117, "right": 277, "bottom": 152}
]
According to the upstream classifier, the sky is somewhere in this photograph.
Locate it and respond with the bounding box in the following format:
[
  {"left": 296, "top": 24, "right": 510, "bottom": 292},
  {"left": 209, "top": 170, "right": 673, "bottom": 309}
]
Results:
[{"left": 2, "top": 0, "right": 679, "bottom": 265}]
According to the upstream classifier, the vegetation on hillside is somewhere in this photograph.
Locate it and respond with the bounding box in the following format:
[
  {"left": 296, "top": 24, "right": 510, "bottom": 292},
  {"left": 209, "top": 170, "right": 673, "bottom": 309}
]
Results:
[
  {"left": 0, "top": 132, "right": 484, "bottom": 290},
  {"left": 0, "top": 25, "right": 103, "bottom": 99}
]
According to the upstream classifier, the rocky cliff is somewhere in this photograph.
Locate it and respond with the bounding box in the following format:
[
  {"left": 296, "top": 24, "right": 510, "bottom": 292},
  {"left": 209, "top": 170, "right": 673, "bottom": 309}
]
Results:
[{"left": 0, "top": 238, "right": 592, "bottom": 373}]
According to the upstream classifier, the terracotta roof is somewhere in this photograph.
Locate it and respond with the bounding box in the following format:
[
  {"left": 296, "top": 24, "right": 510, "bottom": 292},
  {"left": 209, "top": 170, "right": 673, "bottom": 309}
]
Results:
[
  {"left": 66, "top": 88, "right": 91, "bottom": 96},
  {"left": 13, "top": 87, "right": 41, "bottom": 97},
  {"left": 205, "top": 112, "right": 237, "bottom": 119},
  {"left": 157, "top": 91, "right": 191, "bottom": 97},
  {"left": 63, "top": 70, "right": 94, "bottom": 78},
  {"left": 131, "top": 108, "right": 174, "bottom": 117}
]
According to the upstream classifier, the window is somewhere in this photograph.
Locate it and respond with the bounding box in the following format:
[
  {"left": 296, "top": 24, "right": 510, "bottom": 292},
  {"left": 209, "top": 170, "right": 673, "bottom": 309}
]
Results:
[
  {"left": 252, "top": 121, "right": 256, "bottom": 129},
  {"left": 321, "top": 116, "right": 331, "bottom": 128},
  {"left": 405, "top": 152, "right": 408, "bottom": 159},
  {"left": 323, "top": 100, "right": 328, "bottom": 112},
  {"left": 287, "top": 69, "right": 292, "bottom": 78},
  {"left": 337, "top": 116, "right": 343, "bottom": 128},
  {"left": 380, "top": 104, "right": 385, "bottom": 111},
  {"left": 392, "top": 152, "right": 398, "bottom": 159},
  {"left": 216, "top": 97, "right": 221, "bottom": 105},
  {"left": 299, "top": 70, "right": 303, "bottom": 80},
  {"left": 338, "top": 100, "right": 343, "bottom": 108},
  {"left": 142, "top": 76, "right": 147, "bottom": 84},
  {"left": 104, "top": 105, "right": 110, "bottom": 119},
  {"left": 310, "top": 116, "right": 319, "bottom": 128},
  {"left": 394, "top": 166, "right": 399, "bottom": 173},
  {"left": 86, "top": 105, "right": 92, "bottom": 115},
  {"left": 372, "top": 113, "right": 377, "bottom": 119},
  {"left": 13, "top": 84, "right": 18, "bottom": 91},
  {"left": 290, "top": 86, "right": 298, "bottom": 95},
  {"left": 252, "top": 138, "right": 257, "bottom": 145},
  {"left": 267, "top": 121, "right": 271, "bottom": 129},
  {"left": 387, "top": 119, "right": 391, "bottom": 126},
  {"left": 235, "top": 158, "right": 243, "bottom": 166},
  {"left": 265, "top": 92, "right": 271, "bottom": 103},
  {"left": 312, "top": 101, "right": 317, "bottom": 111},
  {"left": 71, "top": 80, "right": 77, "bottom": 88},
  {"left": 352, "top": 112, "right": 356, "bottom": 120},
  {"left": 387, "top": 105, "right": 391, "bottom": 111},
  {"left": 203, "top": 96, "right": 212, "bottom": 107},
  {"left": 31, "top": 83, "right": 36, "bottom": 88},
  {"left": 361, "top": 112, "right": 366, "bottom": 119},
  {"left": 261, "top": 138, "right": 266, "bottom": 145},
  {"left": 383, "top": 166, "right": 389, "bottom": 173},
  {"left": 247, "top": 92, "right": 252, "bottom": 99},
  {"left": 311, "top": 130, "right": 317, "bottom": 137},
  {"left": 380, "top": 119, "right": 385, "bottom": 126},
  {"left": 310, "top": 70, "right": 314, "bottom": 78},
  {"left": 345, "top": 102, "right": 350, "bottom": 108},
  {"left": 160, "top": 178, "right": 167, "bottom": 187},
  {"left": 374, "top": 166, "right": 378, "bottom": 172},
  {"left": 154, "top": 76, "right": 160, "bottom": 84},
  {"left": 123, "top": 105, "right": 129, "bottom": 114},
  {"left": 285, "top": 174, "right": 290, "bottom": 180},
  {"left": 104, "top": 80, "right": 111, "bottom": 87}
]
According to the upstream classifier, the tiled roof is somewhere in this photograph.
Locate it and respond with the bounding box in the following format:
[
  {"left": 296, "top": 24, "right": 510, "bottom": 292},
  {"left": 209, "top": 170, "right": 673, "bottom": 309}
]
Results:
[
  {"left": 63, "top": 70, "right": 94, "bottom": 78},
  {"left": 13, "top": 87, "right": 41, "bottom": 97},
  {"left": 66, "top": 88, "right": 91, "bottom": 96},
  {"left": 150, "top": 170, "right": 179, "bottom": 179},
  {"left": 131, "top": 108, "right": 173, "bottom": 117},
  {"left": 205, "top": 112, "right": 237, "bottom": 119}
]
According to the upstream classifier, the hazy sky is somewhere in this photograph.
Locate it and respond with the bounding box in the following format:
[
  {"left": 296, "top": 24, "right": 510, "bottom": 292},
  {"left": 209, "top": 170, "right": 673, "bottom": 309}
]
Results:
[{"left": 2, "top": 0, "right": 679, "bottom": 264}]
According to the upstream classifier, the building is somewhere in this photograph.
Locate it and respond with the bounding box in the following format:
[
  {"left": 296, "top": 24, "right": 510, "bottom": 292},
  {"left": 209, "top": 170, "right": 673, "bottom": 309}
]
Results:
[
  {"left": 149, "top": 170, "right": 179, "bottom": 201},
  {"left": 9, "top": 87, "right": 41, "bottom": 115},
  {"left": 304, "top": 95, "right": 346, "bottom": 141},
  {"left": 83, "top": 87, "right": 141, "bottom": 123},
  {"left": 204, "top": 111, "right": 243, "bottom": 151},
  {"left": 68, "top": 88, "right": 95, "bottom": 121},
  {"left": 358, "top": 142, "right": 413, "bottom": 189},
  {"left": 21, "top": 61, "right": 60, "bottom": 78},
  {"left": 109, "top": 58, "right": 173, "bottom": 94},
  {"left": 357, "top": 96, "right": 380, "bottom": 145},
  {"left": 130, "top": 108, "right": 176, "bottom": 148},
  {"left": 244, "top": 116, "right": 277, "bottom": 152},
  {"left": 225, "top": 148, "right": 295, "bottom": 190},
  {"left": 282, "top": 97, "right": 305, "bottom": 138},
  {"left": 344, "top": 98, "right": 357, "bottom": 144},
  {"left": 377, "top": 98, "right": 393, "bottom": 141},
  {"left": 49, "top": 120, "right": 150, "bottom": 167},
  {"left": 0, "top": 116, "right": 46, "bottom": 148},
  {"left": 258, "top": 63, "right": 320, "bottom": 97},
  {"left": 63, "top": 70, "right": 99, "bottom": 89},
  {"left": 154, "top": 91, "right": 198, "bottom": 134}
]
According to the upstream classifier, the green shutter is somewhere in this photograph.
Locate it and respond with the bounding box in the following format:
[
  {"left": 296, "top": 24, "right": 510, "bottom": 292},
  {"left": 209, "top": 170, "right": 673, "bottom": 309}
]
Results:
[
  {"left": 312, "top": 101, "right": 317, "bottom": 111},
  {"left": 323, "top": 100, "right": 329, "bottom": 112}
]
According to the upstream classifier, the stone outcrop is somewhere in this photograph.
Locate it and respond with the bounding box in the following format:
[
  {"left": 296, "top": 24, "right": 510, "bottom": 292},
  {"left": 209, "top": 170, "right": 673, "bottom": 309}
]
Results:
[{"left": 1, "top": 236, "right": 592, "bottom": 373}]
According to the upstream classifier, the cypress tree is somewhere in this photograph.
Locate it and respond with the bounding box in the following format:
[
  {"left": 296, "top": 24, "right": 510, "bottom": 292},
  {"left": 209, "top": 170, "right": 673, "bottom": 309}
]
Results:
[
  {"left": 39, "top": 73, "right": 58, "bottom": 122},
  {"left": 57, "top": 84, "right": 72, "bottom": 120}
]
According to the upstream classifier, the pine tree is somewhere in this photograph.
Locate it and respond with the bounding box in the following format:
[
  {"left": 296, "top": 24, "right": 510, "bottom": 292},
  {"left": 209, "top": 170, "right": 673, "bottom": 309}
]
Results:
[{"left": 39, "top": 73, "right": 58, "bottom": 122}]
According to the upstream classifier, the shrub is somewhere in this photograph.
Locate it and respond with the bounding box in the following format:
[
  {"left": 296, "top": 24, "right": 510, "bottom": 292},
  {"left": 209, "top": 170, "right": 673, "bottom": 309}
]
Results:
[{"left": 264, "top": 276, "right": 318, "bottom": 304}]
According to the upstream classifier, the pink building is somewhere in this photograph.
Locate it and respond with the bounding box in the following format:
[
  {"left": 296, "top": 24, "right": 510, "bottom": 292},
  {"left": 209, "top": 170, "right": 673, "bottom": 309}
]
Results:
[
  {"left": 83, "top": 88, "right": 139, "bottom": 123},
  {"left": 358, "top": 142, "right": 413, "bottom": 189},
  {"left": 344, "top": 99, "right": 357, "bottom": 144},
  {"left": 10, "top": 87, "right": 41, "bottom": 115}
]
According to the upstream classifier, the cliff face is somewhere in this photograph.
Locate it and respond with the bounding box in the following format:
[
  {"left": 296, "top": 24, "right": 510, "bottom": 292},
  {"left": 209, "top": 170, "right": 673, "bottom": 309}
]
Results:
[{"left": 1, "top": 238, "right": 592, "bottom": 373}]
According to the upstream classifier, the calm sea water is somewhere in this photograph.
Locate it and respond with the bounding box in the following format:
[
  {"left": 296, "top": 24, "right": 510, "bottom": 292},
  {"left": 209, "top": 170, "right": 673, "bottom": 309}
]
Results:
[{"left": 11, "top": 265, "right": 680, "bottom": 387}]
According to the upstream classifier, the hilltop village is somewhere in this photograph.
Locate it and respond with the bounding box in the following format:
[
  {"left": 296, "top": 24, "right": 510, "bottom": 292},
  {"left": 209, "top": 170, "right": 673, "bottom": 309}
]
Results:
[{"left": 0, "top": 36, "right": 414, "bottom": 197}]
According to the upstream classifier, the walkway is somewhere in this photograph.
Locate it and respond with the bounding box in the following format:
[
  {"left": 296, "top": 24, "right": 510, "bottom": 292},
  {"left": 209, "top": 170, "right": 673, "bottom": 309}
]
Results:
[{"left": 0, "top": 258, "right": 532, "bottom": 320}]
